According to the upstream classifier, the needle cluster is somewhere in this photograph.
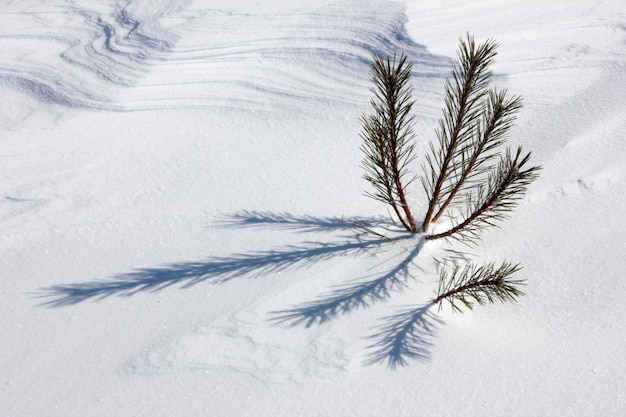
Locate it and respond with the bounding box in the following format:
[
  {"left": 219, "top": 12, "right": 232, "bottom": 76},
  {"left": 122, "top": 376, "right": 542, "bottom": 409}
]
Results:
[
  {"left": 360, "top": 54, "right": 418, "bottom": 232},
  {"left": 421, "top": 36, "right": 541, "bottom": 243},
  {"left": 426, "top": 146, "right": 541, "bottom": 243},
  {"left": 433, "top": 262, "right": 525, "bottom": 312}
]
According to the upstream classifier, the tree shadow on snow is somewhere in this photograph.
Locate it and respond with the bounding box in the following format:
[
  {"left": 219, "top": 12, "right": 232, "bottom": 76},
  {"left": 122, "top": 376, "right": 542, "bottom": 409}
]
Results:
[
  {"left": 37, "top": 211, "right": 440, "bottom": 367},
  {"left": 270, "top": 238, "right": 424, "bottom": 327},
  {"left": 38, "top": 212, "right": 396, "bottom": 306},
  {"left": 366, "top": 304, "right": 443, "bottom": 368}
]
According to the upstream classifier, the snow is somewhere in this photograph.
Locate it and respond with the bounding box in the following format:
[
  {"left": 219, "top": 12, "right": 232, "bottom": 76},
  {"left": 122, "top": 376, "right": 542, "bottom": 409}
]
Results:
[{"left": 1, "top": 0, "right": 625, "bottom": 415}]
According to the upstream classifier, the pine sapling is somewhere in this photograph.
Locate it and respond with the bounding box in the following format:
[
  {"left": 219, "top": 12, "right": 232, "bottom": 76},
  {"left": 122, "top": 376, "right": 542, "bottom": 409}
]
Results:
[{"left": 359, "top": 34, "right": 541, "bottom": 318}]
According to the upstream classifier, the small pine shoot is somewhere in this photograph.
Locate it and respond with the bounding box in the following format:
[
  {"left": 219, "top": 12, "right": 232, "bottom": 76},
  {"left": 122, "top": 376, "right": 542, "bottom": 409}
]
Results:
[
  {"left": 421, "top": 35, "right": 500, "bottom": 233},
  {"left": 360, "top": 53, "right": 419, "bottom": 232},
  {"left": 425, "top": 146, "right": 541, "bottom": 243},
  {"left": 433, "top": 262, "right": 526, "bottom": 312},
  {"left": 421, "top": 34, "right": 541, "bottom": 242}
]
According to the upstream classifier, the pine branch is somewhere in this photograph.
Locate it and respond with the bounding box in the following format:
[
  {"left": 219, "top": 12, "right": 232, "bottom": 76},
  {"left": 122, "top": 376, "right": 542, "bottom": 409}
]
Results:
[
  {"left": 422, "top": 35, "right": 499, "bottom": 233},
  {"left": 361, "top": 113, "right": 411, "bottom": 231},
  {"left": 433, "top": 261, "right": 525, "bottom": 312},
  {"left": 361, "top": 53, "right": 418, "bottom": 232},
  {"left": 431, "top": 90, "right": 523, "bottom": 223},
  {"left": 426, "top": 147, "right": 540, "bottom": 243}
]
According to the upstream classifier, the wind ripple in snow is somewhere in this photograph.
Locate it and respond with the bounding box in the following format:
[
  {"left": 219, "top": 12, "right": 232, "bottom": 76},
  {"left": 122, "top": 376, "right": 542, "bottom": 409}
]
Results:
[
  {"left": 0, "top": 0, "right": 179, "bottom": 108},
  {"left": 0, "top": 0, "right": 450, "bottom": 112}
]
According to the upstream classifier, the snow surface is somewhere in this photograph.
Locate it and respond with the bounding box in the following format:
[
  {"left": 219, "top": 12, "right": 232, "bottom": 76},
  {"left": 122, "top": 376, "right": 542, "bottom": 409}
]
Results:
[{"left": 1, "top": 0, "right": 625, "bottom": 415}]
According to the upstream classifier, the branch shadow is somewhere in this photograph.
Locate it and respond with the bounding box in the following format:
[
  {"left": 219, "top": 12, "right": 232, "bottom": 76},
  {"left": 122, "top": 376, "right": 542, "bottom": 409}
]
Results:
[
  {"left": 213, "top": 210, "right": 391, "bottom": 233},
  {"left": 271, "top": 237, "right": 425, "bottom": 327},
  {"left": 267, "top": 234, "right": 442, "bottom": 366},
  {"left": 37, "top": 212, "right": 402, "bottom": 307},
  {"left": 37, "top": 211, "right": 441, "bottom": 367},
  {"left": 366, "top": 303, "right": 443, "bottom": 368}
]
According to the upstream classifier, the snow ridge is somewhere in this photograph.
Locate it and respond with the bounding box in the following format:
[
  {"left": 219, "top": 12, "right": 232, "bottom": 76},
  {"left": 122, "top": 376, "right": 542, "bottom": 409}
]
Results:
[
  {"left": 1, "top": 1, "right": 450, "bottom": 112},
  {"left": 0, "top": 1, "right": 178, "bottom": 108}
]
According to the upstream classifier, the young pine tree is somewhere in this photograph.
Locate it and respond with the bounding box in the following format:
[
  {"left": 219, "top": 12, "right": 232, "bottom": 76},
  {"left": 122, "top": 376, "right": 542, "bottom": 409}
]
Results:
[{"left": 360, "top": 34, "right": 541, "bottom": 312}]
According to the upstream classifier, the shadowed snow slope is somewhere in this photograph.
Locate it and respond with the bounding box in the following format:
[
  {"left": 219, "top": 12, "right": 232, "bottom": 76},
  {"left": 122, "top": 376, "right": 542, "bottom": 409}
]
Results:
[{"left": 1, "top": 0, "right": 625, "bottom": 416}]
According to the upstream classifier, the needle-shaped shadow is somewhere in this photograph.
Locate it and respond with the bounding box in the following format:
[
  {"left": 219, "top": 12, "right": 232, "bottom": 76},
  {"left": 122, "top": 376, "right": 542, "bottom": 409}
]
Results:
[
  {"left": 271, "top": 237, "right": 424, "bottom": 327},
  {"left": 37, "top": 212, "right": 401, "bottom": 307},
  {"left": 214, "top": 210, "right": 391, "bottom": 233},
  {"left": 366, "top": 303, "right": 443, "bottom": 368}
]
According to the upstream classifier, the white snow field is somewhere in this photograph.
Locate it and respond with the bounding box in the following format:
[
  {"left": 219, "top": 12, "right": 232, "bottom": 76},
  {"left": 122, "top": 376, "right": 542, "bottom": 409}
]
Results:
[{"left": 1, "top": 0, "right": 625, "bottom": 415}]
